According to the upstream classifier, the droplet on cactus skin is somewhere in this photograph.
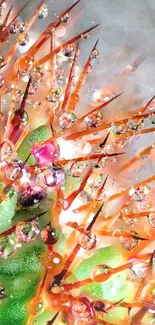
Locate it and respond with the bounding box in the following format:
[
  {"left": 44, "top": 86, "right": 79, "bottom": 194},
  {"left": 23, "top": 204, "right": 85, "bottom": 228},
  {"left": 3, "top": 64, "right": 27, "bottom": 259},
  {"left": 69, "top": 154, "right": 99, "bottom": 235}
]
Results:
[
  {"left": 59, "top": 112, "right": 77, "bottom": 129},
  {"left": 32, "top": 142, "right": 59, "bottom": 164},
  {"left": 16, "top": 221, "right": 40, "bottom": 243},
  {"left": 41, "top": 225, "right": 59, "bottom": 245},
  {"left": 0, "top": 234, "right": 18, "bottom": 258},
  {"left": 79, "top": 232, "right": 97, "bottom": 250}
]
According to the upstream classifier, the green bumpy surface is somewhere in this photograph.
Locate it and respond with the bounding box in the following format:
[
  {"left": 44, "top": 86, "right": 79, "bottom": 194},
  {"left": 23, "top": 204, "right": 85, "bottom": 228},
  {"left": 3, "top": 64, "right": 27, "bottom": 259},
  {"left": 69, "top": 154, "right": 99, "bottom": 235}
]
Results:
[{"left": 0, "top": 241, "right": 46, "bottom": 325}]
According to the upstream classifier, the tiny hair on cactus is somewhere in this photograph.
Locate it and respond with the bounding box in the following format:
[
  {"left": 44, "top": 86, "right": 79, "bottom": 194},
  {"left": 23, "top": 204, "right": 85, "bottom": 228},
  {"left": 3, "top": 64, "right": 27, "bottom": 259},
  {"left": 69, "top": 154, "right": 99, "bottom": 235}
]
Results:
[{"left": 0, "top": 1, "right": 155, "bottom": 325}]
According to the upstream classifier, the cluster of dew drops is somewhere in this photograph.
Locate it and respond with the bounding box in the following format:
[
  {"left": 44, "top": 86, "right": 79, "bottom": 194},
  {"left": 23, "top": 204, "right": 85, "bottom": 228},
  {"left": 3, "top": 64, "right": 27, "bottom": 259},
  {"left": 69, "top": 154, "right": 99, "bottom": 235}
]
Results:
[{"left": 0, "top": 1, "right": 155, "bottom": 324}]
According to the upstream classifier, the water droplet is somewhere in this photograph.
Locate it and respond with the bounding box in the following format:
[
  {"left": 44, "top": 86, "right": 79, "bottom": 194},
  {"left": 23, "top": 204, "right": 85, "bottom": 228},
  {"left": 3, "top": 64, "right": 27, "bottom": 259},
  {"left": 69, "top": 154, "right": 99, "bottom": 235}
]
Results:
[
  {"left": 19, "top": 34, "right": 29, "bottom": 46},
  {"left": 62, "top": 45, "right": 75, "bottom": 59},
  {"left": 28, "top": 82, "right": 38, "bottom": 95},
  {"left": 59, "top": 112, "right": 77, "bottom": 129},
  {"left": 148, "top": 213, "right": 155, "bottom": 227},
  {"left": 31, "top": 66, "right": 44, "bottom": 84},
  {"left": 90, "top": 155, "right": 109, "bottom": 169},
  {"left": 19, "top": 22, "right": 26, "bottom": 33},
  {"left": 46, "top": 87, "right": 62, "bottom": 103},
  {"left": 33, "top": 102, "right": 41, "bottom": 111},
  {"left": 122, "top": 214, "right": 139, "bottom": 226},
  {"left": 69, "top": 161, "right": 89, "bottom": 177},
  {"left": 0, "top": 2, "right": 6, "bottom": 17},
  {"left": 0, "top": 56, "right": 4, "bottom": 67},
  {"left": 131, "top": 262, "right": 147, "bottom": 278},
  {"left": 37, "top": 167, "right": 66, "bottom": 190},
  {"left": 0, "top": 285, "right": 6, "bottom": 300},
  {"left": 149, "top": 113, "right": 155, "bottom": 124},
  {"left": 0, "top": 140, "right": 15, "bottom": 161},
  {"left": 92, "top": 301, "right": 105, "bottom": 312},
  {"left": 81, "top": 33, "right": 90, "bottom": 40},
  {"left": 11, "top": 110, "right": 29, "bottom": 126},
  {"left": 37, "top": 4, "right": 48, "bottom": 19},
  {"left": 32, "top": 316, "right": 39, "bottom": 325},
  {"left": 79, "top": 232, "right": 97, "bottom": 250},
  {"left": 14, "top": 56, "right": 34, "bottom": 77},
  {"left": 41, "top": 225, "right": 59, "bottom": 245},
  {"left": 126, "top": 118, "right": 143, "bottom": 130},
  {"left": 32, "top": 141, "right": 59, "bottom": 164},
  {"left": 91, "top": 49, "right": 99, "bottom": 61},
  {"left": 26, "top": 98, "right": 33, "bottom": 105},
  {"left": 0, "top": 74, "right": 4, "bottom": 88},
  {"left": 0, "top": 234, "right": 18, "bottom": 258},
  {"left": 110, "top": 122, "right": 127, "bottom": 135},
  {"left": 46, "top": 251, "right": 63, "bottom": 272},
  {"left": 18, "top": 185, "right": 47, "bottom": 207},
  {"left": 132, "top": 185, "right": 151, "bottom": 202},
  {"left": 61, "top": 13, "right": 71, "bottom": 23},
  {"left": 72, "top": 297, "right": 93, "bottom": 319},
  {"left": 16, "top": 221, "right": 40, "bottom": 243},
  {"left": 55, "top": 67, "right": 64, "bottom": 85},
  {"left": 12, "top": 90, "right": 24, "bottom": 103},
  {"left": 9, "top": 21, "right": 20, "bottom": 34},
  {"left": 91, "top": 264, "right": 112, "bottom": 282},
  {"left": 120, "top": 231, "right": 139, "bottom": 251},
  {"left": 87, "top": 63, "right": 92, "bottom": 74},
  {"left": 29, "top": 296, "right": 44, "bottom": 316},
  {"left": 85, "top": 111, "right": 103, "bottom": 128},
  {"left": 4, "top": 159, "right": 23, "bottom": 182}
]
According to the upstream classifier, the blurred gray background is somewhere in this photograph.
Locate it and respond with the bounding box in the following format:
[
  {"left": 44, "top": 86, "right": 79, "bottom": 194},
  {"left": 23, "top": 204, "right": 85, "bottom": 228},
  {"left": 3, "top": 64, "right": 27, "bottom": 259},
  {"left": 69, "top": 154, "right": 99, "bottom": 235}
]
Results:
[{"left": 11, "top": 0, "right": 155, "bottom": 103}]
